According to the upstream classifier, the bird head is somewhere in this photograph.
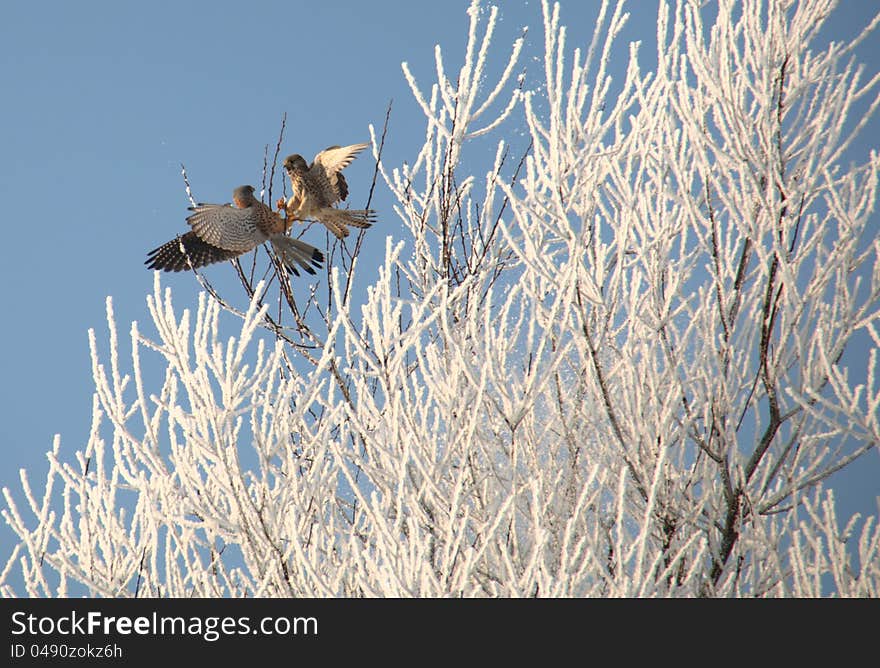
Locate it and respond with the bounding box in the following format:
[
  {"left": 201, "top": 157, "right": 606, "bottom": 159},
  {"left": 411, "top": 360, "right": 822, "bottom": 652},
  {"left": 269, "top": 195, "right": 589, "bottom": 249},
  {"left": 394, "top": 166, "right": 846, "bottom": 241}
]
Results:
[
  {"left": 232, "top": 185, "right": 256, "bottom": 208},
  {"left": 283, "top": 154, "right": 309, "bottom": 174}
]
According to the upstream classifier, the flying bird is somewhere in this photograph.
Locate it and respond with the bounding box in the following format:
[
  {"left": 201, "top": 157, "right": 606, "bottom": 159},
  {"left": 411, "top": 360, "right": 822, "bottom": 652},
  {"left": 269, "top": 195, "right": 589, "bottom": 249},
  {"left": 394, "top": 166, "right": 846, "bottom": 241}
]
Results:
[
  {"left": 146, "top": 185, "right": 324, "bottom": 276},
  {"left": 279, "top": 143, "right": 376, "bottom": 239}
]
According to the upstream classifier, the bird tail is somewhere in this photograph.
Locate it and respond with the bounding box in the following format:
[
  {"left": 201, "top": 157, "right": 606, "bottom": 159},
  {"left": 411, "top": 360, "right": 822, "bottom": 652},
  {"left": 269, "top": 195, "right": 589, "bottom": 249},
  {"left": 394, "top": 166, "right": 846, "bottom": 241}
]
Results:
[
  {"left": 320, "top": 207, "right": 376, "bottom": 239},
  {"left": 269, "top": 236, "right": 325, "bottom": 276}
]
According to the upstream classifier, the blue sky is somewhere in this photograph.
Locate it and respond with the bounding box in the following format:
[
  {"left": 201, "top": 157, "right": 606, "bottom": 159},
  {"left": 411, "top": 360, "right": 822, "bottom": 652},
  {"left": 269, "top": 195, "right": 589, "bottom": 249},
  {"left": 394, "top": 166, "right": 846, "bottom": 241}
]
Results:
[{"left": 1, "top": 1, "right": 878, "bottom": 564}]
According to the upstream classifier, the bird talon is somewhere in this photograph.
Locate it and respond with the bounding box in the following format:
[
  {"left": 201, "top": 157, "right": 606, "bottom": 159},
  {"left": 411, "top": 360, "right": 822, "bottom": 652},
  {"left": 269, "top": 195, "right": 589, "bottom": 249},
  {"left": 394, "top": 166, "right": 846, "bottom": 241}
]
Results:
[{"left": 276, "top": 197, "right": 287, "bottom": 212}]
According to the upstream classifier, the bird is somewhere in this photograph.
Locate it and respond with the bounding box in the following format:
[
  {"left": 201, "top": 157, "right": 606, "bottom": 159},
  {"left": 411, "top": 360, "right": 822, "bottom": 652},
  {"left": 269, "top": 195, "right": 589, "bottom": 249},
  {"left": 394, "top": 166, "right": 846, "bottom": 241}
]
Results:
[
  {"left": 145, "top": 185, "right": 324, "bottom": 276},
  {"left": 278, "top": 143, "right": 376, "bottom": 239}
]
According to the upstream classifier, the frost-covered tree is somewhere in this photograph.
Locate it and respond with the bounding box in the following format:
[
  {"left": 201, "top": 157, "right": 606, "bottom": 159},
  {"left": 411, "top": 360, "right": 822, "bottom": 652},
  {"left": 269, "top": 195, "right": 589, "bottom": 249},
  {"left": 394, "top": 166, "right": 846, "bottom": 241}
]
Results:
[{"left": 3, "top": 0, "right": 879, "bottom": 597}]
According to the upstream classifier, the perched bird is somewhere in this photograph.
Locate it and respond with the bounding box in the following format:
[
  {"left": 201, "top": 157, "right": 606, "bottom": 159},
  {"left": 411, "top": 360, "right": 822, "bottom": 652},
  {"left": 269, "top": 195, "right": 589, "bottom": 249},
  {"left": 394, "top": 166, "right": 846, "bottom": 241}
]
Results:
[
  {"left": 146, "top": 185, "right": 324, "bottom": 276},
  {"left": 279, "top": 143, "right": 376, "bottom": 239}
]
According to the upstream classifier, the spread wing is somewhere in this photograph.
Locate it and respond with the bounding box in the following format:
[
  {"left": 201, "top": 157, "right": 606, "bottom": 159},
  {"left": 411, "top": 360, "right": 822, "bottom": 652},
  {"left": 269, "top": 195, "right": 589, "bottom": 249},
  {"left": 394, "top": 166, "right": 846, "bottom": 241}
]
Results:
[
  {"left": 309, "top": 142, "right": 370, "bottom": 205},
  {"left": 186, "top": 203, "right": 267, "bottom": 252},
  {"left": 145, "top": 231, "right": 241, "bottom": 272}
]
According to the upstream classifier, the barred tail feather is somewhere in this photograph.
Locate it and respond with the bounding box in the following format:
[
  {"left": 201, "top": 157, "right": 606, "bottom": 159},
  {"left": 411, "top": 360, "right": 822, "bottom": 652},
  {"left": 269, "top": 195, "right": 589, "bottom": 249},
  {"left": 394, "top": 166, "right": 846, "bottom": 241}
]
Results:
[
  {"left": 319, "top": 207, "right": 376, "bottom": 239},
  {"left": 270, "top": 235, "right": 325, "bottom": 276},
  {"left": 341, "top": 209, "right": 376, "bottom": 228}
]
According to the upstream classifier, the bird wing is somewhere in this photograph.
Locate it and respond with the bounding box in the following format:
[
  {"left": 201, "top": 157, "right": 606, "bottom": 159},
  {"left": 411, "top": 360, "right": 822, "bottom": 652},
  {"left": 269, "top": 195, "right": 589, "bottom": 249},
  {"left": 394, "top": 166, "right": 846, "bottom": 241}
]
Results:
[
  {"left": 186, "top": 203, "right": 267, "bottom": 253},
  {"left": 145, "top": 231, "right": 241, "bottom": 272},
  {"left": 310, "top": 143, "right": 369, "bottom": 205}
]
